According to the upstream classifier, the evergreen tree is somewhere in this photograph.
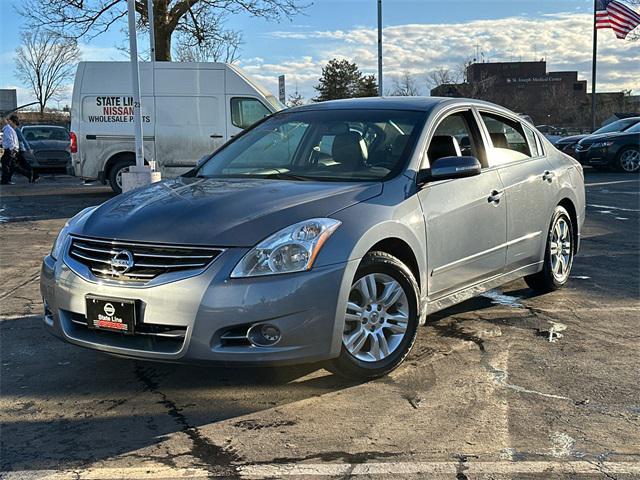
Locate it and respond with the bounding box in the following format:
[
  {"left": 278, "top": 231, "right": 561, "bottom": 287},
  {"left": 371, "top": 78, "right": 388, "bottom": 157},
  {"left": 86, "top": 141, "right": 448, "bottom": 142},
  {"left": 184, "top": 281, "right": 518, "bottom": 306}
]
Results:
[
  {"left": 358, "top": 74, "right": 379, "bottom": 97},
  {"left": 314, "top": 59, "right": 378, "bottom": 101}
]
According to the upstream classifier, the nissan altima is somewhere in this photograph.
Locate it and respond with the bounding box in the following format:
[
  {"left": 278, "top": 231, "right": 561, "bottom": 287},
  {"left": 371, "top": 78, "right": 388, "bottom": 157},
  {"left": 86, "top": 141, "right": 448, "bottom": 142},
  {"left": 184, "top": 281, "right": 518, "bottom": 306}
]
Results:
[{"left": 41, "top": 98, "right": 585, "bottom": 379}]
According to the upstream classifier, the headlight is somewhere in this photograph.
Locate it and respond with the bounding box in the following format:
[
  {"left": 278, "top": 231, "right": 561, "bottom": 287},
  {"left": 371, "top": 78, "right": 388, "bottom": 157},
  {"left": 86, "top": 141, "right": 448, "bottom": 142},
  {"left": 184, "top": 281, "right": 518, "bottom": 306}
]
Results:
[
  {"left": 50, "top": 206, "right": 97, "bottom": 260},
  {"left": 231, "top": 218, "right": 341, "bottom": 278},
  {"left": 51, "top": 224, "right": 71, "bottom": 260},
  {"left": 590, "top": 141, "right": 614, "bottom": 148}
]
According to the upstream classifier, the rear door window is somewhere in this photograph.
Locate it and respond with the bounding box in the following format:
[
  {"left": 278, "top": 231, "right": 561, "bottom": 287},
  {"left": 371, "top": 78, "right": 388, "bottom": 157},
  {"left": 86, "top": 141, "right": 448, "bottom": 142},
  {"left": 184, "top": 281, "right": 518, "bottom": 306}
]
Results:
[{"left": 480, "top": 112, "right": 531, "bottom": 165}]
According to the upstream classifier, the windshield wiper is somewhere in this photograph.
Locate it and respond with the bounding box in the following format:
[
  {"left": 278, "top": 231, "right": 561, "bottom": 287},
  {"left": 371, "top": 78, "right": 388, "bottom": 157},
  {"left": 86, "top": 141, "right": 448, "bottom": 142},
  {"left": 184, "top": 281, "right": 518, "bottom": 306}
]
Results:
[{"left": 265, "top": 172, "right": 313, "bottom": 181}]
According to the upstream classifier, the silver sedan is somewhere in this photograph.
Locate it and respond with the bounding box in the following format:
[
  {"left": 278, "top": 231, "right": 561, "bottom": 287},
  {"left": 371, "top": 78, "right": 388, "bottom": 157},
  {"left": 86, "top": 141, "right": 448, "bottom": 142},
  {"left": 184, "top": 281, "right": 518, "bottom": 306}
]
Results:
[{"left": 41, "top": 97, "right": 585, "bottom": 379}]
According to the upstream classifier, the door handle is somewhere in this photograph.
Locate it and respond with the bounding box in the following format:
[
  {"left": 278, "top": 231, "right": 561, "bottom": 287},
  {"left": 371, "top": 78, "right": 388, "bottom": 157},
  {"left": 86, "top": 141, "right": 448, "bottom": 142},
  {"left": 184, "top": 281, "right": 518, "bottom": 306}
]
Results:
[
  {"left": 542, "top": 170, "right": 555, "bottom": 182},
  {"left": 488, "top": 190, "right": 504, "bottom": 204},
  {"left": 210, "top": 134, "right": 224, "bottom": 139}
]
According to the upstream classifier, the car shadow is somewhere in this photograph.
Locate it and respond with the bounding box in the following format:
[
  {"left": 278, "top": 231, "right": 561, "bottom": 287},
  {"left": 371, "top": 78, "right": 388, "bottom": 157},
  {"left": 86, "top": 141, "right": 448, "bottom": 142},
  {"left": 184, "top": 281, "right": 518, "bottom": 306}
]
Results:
[{"left": 1, "top": 315, "right": 361, "bottom": 471}]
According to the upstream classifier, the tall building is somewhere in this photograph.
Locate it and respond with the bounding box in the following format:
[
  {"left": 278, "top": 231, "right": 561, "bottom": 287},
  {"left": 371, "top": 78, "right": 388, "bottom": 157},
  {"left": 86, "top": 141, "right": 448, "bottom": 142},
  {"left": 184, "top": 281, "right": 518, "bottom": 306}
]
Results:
[{"left": 431, "top": 61, "right": 637, "bottom": 128}]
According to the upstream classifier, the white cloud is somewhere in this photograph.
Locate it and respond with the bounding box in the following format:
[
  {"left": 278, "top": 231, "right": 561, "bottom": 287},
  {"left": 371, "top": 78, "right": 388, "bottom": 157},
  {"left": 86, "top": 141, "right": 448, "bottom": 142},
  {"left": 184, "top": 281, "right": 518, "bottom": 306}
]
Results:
[
  {"left": 241, "top": 14, "right": 640, "bottom": 101},
  {"left": 78, "top": 43, "right": 127, "bottom": 62}
]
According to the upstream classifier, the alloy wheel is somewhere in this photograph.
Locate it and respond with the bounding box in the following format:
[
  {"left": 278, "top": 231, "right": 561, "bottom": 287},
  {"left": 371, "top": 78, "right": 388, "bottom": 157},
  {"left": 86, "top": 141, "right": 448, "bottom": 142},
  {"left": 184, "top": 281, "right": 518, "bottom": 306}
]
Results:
[
  {"left": 619, "top": 149, "right": 640, "bottom": 173},
  {"left": 550, "top": 216, "right": 572, "bottom": 283},
  {"left": 343, "top": 273, "right": 409, "bottom": 362}
]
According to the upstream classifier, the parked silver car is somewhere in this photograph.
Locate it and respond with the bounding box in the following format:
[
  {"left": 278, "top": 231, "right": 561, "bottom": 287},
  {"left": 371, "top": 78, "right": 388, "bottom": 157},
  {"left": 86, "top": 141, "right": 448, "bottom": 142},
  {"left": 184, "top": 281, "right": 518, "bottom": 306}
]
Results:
[{"left": 41, "top": 98, "right": 585, "bottom": 379}]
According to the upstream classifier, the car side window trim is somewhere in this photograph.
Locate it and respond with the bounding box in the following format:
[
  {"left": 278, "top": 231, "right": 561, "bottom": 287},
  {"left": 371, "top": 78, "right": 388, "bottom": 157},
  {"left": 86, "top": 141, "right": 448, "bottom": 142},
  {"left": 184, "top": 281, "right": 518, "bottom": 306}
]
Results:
[{"left": 535, "top": 132, "right": 545, "bottom": 157}]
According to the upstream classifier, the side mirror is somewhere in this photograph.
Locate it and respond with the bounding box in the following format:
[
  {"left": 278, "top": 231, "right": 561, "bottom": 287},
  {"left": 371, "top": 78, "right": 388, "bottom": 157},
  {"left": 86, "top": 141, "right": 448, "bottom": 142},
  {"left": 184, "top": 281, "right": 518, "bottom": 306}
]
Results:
[{"left": 418, "top": 156, "right": 481, "bottom": 183}]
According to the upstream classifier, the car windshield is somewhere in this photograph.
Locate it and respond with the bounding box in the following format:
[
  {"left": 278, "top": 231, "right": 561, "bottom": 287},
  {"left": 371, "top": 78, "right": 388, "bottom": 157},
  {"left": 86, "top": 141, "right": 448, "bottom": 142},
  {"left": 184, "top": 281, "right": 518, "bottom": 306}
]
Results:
[
  {"left": 198, "top": 109, "right": 427, "bottom": 182},
  {"left": 626, "top": 122, "right": 640, "bottom": 133},
  {"left": 22, "top": 127, "right": 70, "bottom": 141},
  {"left": 593, "top": 118, "right": 639, "bottom": 135}
]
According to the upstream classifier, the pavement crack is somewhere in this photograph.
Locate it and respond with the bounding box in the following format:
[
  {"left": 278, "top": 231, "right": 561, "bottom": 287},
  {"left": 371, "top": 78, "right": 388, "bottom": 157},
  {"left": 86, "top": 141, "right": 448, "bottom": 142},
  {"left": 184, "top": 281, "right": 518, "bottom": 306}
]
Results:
[
  {"left": 454, "top": 454, "right": 474, "bottom": 480},
  {"left": 133, "top": 363, "right": 242, "bottom": 478},
  {"left": 585, "top": 458, "right": 619, "bottom": 480},
  {"left": 0, "top": 273, "right": 39, "bottom": 300}
]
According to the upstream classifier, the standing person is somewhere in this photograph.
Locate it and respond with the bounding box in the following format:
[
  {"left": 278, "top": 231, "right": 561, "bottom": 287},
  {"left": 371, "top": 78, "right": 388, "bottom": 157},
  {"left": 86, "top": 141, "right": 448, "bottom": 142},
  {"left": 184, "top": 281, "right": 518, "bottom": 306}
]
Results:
[
  {"left": 13, "top": 116, "right": 39, "bottom": 183},
  {"left": 1, "top": 116, "right": 19, "bottom": 185}
]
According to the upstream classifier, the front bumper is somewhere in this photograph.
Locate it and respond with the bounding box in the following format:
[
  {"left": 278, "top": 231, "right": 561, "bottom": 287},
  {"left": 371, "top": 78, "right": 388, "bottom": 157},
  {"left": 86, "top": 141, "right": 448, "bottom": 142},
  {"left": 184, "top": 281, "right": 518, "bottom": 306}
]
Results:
[
  {"left": 40, "top": 249, "right": 357, "bottom": 365},
  {"left": 576, "top": 147, "right": 611, "bottom": 166}
]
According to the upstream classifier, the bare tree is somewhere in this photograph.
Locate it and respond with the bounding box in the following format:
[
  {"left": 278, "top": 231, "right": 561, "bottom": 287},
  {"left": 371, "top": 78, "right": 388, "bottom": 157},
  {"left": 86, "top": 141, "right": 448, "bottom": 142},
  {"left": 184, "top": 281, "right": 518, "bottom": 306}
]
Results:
[
  {"left": 15, "top": 30, "right": 81, "bottom": 114},
  {"left": 287, "top": 89, "right": 305, "bottom": 107},
  {"left": 425, "top": 67, "right": 460, "bottom": 90},
  {"left": 390, "top": 72, "right": 420, "bottom": 96},
  {"left": 174, "top": 28, "right": 242, "bottom": 63},
  {"left": 625, "top": 0, "right": 640, "bottom": 41},
  {"left": 20, "top": 0, "right": 307, "bottom": 62}
]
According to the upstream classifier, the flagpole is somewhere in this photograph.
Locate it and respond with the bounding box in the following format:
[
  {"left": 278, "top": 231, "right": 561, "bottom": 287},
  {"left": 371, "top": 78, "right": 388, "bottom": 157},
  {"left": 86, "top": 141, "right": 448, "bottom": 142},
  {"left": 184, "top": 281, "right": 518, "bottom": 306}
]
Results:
[
  {"left": 591, "top": 0, "right": 598, "bottom": 132},
  {"left": 377, "top": 0, "right": 383, "bottom": 96}
]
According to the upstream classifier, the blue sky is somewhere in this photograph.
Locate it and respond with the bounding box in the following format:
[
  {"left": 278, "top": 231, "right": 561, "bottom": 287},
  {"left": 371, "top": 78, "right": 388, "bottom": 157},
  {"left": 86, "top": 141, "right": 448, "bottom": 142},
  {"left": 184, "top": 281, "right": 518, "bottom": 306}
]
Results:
[{"left": 1, "top": 0, "right": 639, "bottom": 105}]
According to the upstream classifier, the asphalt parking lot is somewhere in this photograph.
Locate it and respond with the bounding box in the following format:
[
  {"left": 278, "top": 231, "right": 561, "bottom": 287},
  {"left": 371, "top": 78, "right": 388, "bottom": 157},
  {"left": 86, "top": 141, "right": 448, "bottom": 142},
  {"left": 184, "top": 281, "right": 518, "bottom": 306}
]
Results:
[{"left": 1, "top": 170, "right": 639, "bottom": 479}]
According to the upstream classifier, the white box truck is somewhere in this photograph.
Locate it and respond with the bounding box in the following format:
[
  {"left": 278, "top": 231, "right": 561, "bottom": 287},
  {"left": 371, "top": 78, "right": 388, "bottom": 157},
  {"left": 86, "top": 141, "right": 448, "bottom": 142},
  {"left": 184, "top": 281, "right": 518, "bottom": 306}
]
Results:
[{"left": 70, "top": 62, "right": 284, "bottom": 192}]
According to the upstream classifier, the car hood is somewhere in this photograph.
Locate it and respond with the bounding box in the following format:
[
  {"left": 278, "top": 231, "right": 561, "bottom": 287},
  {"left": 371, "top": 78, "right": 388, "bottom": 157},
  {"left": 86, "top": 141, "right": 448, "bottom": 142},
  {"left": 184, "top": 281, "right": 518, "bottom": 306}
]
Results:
[
  {"left": 578, "top": 131, "right": 631, "bottom": 146},
  {"left": 555, "top": 134, "right": 587, "bottom": 145},
  {"left": 28, "top": 139, "right": 70, "bottom": 151},
  {"left": 73, "top": 177, "right": 383, "bottom": 247}
]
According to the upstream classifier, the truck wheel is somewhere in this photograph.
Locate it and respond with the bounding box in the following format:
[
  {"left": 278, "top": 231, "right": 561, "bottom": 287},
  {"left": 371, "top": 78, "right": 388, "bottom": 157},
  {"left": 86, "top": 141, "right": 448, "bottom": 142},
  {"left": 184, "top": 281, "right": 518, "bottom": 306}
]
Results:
[
  {"left": 108, "top": 159, "right": 135, "bottom": 194},
  {"left": 328, "top": 251, "right": 420, "bottom": 380}
]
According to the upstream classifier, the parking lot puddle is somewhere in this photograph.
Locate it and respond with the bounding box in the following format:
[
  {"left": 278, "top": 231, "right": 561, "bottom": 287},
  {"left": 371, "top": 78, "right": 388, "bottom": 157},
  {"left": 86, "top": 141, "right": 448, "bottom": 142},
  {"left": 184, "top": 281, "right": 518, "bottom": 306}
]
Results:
[{"left": 481, "top": 290, "right": 523, "bottom": 308}]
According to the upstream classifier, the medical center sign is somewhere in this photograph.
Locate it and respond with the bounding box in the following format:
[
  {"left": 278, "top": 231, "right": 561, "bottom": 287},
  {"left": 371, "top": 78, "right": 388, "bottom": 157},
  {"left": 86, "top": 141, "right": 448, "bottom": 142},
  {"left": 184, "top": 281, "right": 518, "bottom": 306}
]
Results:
[{"left": 86, "top": 96, "right": 151, "bottom": 123}]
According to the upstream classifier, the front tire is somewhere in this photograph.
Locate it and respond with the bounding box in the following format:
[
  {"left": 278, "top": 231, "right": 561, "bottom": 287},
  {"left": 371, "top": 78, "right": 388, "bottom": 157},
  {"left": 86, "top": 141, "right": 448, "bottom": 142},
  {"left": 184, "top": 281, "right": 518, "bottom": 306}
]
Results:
[
  {"left": 524, "top": 205, "right": 574, "bottom": 293},
  {"left": 615, "top": 147, "right": 640, "bottom": 173},
  {"left": 329, "top": 251, "right": 420, "bottom": 380}
]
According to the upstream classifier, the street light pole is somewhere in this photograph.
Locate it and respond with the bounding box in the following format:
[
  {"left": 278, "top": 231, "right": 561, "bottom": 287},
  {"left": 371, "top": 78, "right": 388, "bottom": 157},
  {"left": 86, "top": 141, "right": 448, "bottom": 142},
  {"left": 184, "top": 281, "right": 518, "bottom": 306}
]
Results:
[
  {"left": 377, "top": 0, "right": 383, "bottom": 96},
  {"left": 127, "top": 0, "right": 144, "bottom": 169},
  {"left": 121, "top": 0, "right": 161, "bottom": 193}
]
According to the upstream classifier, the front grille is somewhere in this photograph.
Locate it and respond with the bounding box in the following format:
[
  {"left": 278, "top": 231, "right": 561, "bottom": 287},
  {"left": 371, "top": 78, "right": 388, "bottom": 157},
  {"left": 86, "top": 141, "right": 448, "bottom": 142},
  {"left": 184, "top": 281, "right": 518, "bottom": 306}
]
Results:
[
  {"left": 65, "top": 311, "right": 186, "bottom": 353},
  {"left": 68, "top": 236, "right": 223, "bottom": 282}
]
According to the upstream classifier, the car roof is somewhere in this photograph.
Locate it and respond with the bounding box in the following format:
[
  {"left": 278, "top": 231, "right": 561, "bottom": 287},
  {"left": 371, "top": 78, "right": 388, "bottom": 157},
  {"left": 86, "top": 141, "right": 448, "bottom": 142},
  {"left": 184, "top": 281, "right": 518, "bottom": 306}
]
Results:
[
  {"left": 22, "top": 125, "right": 68, "bottom": 129},
  {"left": 289, "top": 96, "right": 508, "bottom": 113}
]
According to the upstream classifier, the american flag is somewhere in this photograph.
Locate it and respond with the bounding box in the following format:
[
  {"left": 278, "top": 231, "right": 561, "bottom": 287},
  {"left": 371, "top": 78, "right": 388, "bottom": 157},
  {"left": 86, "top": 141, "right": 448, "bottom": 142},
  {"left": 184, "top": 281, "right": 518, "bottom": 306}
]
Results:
[{"left": 595, "top": 0, "right": 640, "bottom": 39}]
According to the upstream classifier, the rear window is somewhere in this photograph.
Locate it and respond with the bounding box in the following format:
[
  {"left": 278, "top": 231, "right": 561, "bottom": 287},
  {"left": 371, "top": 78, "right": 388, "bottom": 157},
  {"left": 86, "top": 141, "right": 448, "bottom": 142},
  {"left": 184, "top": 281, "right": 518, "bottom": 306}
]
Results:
[{"left": 22, "top": 127, "right": 70, "bottom": 142}]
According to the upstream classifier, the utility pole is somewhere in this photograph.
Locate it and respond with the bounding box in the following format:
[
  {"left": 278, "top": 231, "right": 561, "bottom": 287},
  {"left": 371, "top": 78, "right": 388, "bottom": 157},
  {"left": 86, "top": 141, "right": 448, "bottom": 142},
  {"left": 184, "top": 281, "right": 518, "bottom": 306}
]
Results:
[
  {"left": 377, "top": 0, "right": 383, "bottom": 96},
  {"left": 121, "top": 0, "right": 160, "bottom": 193}
]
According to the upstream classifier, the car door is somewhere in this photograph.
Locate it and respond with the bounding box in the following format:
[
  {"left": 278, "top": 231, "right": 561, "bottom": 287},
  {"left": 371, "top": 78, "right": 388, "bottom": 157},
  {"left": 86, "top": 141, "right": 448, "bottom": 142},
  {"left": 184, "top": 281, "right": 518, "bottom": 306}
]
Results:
[
  {"left": 417, "top": 109, "right": 507, "bottom": 299},
  {"left": 478, "top": 111, "right": 557, "bottom": 271}
]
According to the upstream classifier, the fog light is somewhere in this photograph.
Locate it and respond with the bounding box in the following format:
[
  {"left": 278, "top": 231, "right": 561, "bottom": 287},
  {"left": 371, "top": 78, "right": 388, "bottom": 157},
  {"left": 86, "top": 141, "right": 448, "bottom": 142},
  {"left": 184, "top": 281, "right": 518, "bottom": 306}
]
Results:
[
  {"left": 43, "top": 302, "right": 54, "bottom": 327},
  {"left": 247, "top": 323, "right": 281, "bottom": 347}
]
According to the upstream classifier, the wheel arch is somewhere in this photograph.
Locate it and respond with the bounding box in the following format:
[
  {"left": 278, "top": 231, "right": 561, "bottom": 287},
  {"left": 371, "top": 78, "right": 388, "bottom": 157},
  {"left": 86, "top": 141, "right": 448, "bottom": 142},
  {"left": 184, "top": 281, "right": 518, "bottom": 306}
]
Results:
[
  {"left": 104, "top": 152, "right": 148, "bottom": 181},
  {"left": 558, "top": 197, "right": 579, "bottom": 253},
  {"left": 368, "top": 238, "right": 421, "bottom": 290}
]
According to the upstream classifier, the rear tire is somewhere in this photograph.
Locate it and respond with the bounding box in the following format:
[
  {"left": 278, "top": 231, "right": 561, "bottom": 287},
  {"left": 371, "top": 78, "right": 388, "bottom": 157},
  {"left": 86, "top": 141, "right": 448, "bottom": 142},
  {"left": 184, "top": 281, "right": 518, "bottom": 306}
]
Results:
[
  {"left": 524, "top": 206, "right": 574, "bottom": 293},
  {"left": 328, "top": 251, "right": 420, "bottom": 380},
  {"left": 108, "top": 158, "right": 135, "bottom": 194}
]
